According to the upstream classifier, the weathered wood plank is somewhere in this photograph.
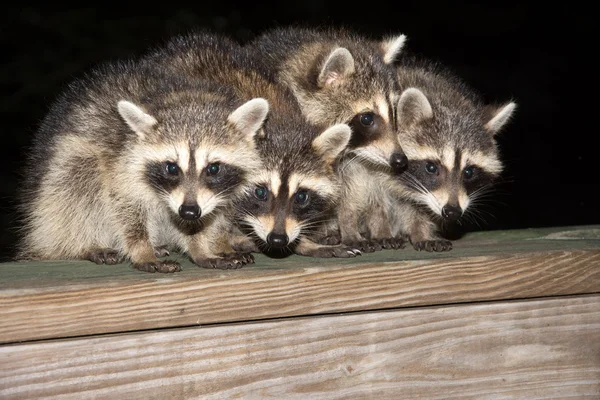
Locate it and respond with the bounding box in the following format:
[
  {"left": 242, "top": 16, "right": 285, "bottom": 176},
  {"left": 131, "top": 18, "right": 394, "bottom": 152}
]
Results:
[
  {"left": 1, "top": 225, "right": 599, "bottom": 344},
  {"left": 1, "top": 295, "right": 598, "bottom": 399}
]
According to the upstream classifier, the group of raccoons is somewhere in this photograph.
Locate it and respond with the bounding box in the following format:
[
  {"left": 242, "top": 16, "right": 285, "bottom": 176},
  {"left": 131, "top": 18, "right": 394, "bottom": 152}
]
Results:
[{"left": 16, "top": 26, "right": 516, "bottom": 273}]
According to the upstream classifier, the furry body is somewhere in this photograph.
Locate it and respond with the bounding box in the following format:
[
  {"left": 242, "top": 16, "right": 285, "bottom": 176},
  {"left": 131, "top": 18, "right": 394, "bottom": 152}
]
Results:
[
  {"left": 18, "top": 59, "right": 267, "bottom": 272},
  {"left": 142, "top": 32, "right": 358, "bottom": 258},
  {"left": 245, "top": 26, "right": 410, "bottom": 251}
]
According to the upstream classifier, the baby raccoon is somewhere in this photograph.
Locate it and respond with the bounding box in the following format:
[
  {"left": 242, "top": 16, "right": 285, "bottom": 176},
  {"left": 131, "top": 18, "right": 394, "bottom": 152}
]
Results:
[
  {"left": 244, "top": 26, "right": 411, "bottom": 251},
  {"left": 17, "top": 59, "right": 268, "bottom": 272},
  {"left": 142, "top": 32, "right": 358, "bottom": 258},
  {"left": 389, "top": 58, "right": 516, "bottom": 251}
]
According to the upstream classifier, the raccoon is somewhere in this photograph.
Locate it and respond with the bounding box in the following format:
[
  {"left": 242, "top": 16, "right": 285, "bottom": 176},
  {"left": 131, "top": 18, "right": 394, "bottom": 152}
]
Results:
[
  {"left": 388, "top": 58, "right": 516, "bottom": 251},
  {"left": 244, "top": 26, "right": 411, "bottom": 251},
  {"left": 17, "top": 59, "right": 268, "bottom": 272},
  {"left": 141, "top": 32, "right": 358, "bottom": 258}
]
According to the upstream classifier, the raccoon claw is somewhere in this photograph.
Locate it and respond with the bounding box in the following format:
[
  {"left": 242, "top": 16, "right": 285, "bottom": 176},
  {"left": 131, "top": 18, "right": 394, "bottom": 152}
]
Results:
[
  {"left": 376, "top": 237, "right": 407, "bottom": 250},
  {"left": 345, "top": 240, "right": 382, "bottom": 253},
  {"left": 153, "top": 245, "right": 170, "bottom": 258},
  {"left": 195, "top": 252, "right": 254, "bottom": 270},
  {"left": 300, "top": 245, "right": 361, "bottom": 258},
  {"left": 133, "top": 260, "right": 182, "bottom": 273},
  {"left": 413, "top": 240, "right": 453, "bottom": 252},
  {"left": 87, "top": 248, "right": 124, "bottom": 265}
]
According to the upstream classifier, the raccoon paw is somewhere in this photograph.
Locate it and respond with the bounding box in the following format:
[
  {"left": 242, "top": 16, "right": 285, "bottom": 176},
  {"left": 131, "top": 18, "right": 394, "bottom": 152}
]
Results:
[
  {"left": 375, "top": 237, "right": 408, "bottom": 250},
  {"left": 195, "top": 252, "right": 255, "bottom": 270},
  {"left": 133, "top": 260, "right": 182, "bottom": 273},
  {"left": 318, "top": 235, "right": 342, "bottom": 246},
  {"left": 87, "top": 248, "right": 124, "bottom": 265},
  {"left": 299, "top": 244, "right": 362, "bottom": 258},
  {"left": 153, "top": 245, "right": 170, "bottom": 258},
  {"left": 413, "top": 240, "right": 453, "bottom": 252},
  {"left": 344, "top": 240, "right": 382, "bottom": 253}
]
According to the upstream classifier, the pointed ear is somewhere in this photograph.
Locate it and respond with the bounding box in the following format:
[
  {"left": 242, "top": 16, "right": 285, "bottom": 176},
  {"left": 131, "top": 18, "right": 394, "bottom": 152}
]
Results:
[
  {"left": 117, "top": 100, "right": 157, "bottom": 141},
  {"left": 397, "top": 88, "right": 433, "bottom": 128},
  {"left": 484, "top": 102, "right": 516, "bottom": 135},
  {"left": 317, "top": 47, "right": 355, "bottom": 88},
  {"left": 381, "top": 34, "right": 407, "bottom": 64},
  {"left": 228, "top": 98, "right": 269, "bottom": 141},
  {"left": 312, "top": 123, "right": 352, "bottom": 165}
]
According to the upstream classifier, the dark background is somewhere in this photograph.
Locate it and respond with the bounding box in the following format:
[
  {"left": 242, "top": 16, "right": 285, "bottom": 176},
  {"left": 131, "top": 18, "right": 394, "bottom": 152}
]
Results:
[{"left": 1, "top": 3, "right": 597, "bottom": 261}]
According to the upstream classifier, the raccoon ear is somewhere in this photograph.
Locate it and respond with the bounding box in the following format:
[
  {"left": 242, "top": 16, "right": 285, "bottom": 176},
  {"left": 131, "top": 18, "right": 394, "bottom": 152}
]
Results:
[
  {"left": 317, "top": 47, "right": 355, "bottom": 88},
  {"left": 382, "top": 34, "right": 407, "bottom": 64},
  {"left": 117, "top": 100, "right": 158, "bottom": 140},
  {"left": 397, "top": 88, "right": 433, "bottom": 128},
  {"left": 312, "top": 123, "right": 352, "bottom": 165},
  {"left": 484, "top": 102, "right": 516, "bottom": 136},
  {"left": 228, "top": 98, "right": 270, "bottom": 140}
]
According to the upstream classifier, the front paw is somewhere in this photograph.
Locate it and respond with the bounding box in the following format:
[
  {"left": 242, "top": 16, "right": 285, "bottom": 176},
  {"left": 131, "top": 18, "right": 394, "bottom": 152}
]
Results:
[
  {"left": 343, "top": 240, "right": 382, "bottom": 253},
  {"left": 87, "top": 248, "right": 124, "bottom": 265},
  {"left": 133, "top": 260, "right": 182, "bottom": 273},
  {"left": 299, "top": 244, "right": 362, "bottom": 258},
  {"left": 375, "top": 237, "right": 407, "bottom": 250},
  {"left": 413, "top": 240, "right": 453, "bottom": 252},
  {"left": 194, "top": 252, "right": 254, "bottom": 270}
]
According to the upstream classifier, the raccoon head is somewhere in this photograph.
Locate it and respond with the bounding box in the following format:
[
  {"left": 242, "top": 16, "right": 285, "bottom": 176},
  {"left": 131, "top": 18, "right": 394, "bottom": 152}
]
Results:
[
  {"left": 237, "top": 123, "right": 351, "bottom": 250},
  {"left": 118, "top": 97, "right": 268, "bottom": 225},
  {"left": 305, "top": 44, "right": 408, "bottom": 173},
  {"left": 395, "top": 87, "right": 516, "bottom": 222}
]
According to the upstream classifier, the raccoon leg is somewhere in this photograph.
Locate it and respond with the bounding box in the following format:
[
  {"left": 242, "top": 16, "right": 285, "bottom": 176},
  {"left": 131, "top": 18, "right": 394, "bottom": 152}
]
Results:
[
  {"left": 294, "top": 237, "right": 362, "bottom": 258},
  {"left": 129, "top": 242, "right": 182, "bottom": 273},
  {"left": 337, "top": 209, "right": 382, "bottom": 253},
  {"left": 315, "top": 219, "right": 342, "bottom": 245},
  {"left": 367, "top": 203, "right": 407, "bottom": 250},
  {"left": 187, "top": 229, "right": 254, "bottom": 270},
  {"left": 87, "top": 248, "right": 125, "bottom": 265},
  {"left": 229, "top": 233, "right": 261, "bottom": 253},
  {"left": 408, "top": 218, "right": 452, "bottom": 252}
]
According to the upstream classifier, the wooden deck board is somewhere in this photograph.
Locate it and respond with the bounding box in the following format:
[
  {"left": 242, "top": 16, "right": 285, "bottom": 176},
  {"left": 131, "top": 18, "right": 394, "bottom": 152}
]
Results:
[
  {"left": 1, "top": 225, "right": 599, "bottom": 344},
  {"left": 1, "top": 295, "right": 598, "bottom": 399}
]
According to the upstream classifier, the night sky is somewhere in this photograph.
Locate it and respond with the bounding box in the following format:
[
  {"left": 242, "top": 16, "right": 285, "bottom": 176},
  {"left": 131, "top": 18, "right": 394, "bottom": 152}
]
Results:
[{"left": 1, "top": 3, "right": 597, "bottom": 261}]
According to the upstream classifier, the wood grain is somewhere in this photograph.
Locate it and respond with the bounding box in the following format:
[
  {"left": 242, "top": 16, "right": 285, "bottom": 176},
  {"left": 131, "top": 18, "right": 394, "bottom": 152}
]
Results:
[
  {"left": 1, "top": 246, "right": 600, "bottom": 344},
  {"left": 1, "top": 295, "right": 598, "bottom": 399}
]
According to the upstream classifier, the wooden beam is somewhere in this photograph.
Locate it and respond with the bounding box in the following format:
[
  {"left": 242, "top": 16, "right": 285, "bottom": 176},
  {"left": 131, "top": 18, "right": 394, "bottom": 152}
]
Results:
[
  {"left": 1, "top": 295, "right": 598, "bottom": 399},
  {"left": 1, "top": 225, "right": 600, "bottom": 344}
]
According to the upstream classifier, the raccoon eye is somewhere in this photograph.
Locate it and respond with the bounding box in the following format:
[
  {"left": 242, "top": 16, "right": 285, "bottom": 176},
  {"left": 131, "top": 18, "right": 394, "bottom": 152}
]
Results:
[
  {"left": 254, "top": 186, "right": 268, "bottom": 201},
  {"left": 206, "top": 163, "right": 220, "bottom": 176},
  {"left": 359, "top": 113, "right": 375, "bottom": 127},
  {"left": 463, "top": 166, "right": 475, "bottom": 180},
  {"left": 295, "top": 190, "right": 309, "bottom": 205},
  {"left": 165, "top": 162, "right": 179, "bottom": 175},
  {"left": 425, "top": 162, "right": 437, "bottom": 174}
]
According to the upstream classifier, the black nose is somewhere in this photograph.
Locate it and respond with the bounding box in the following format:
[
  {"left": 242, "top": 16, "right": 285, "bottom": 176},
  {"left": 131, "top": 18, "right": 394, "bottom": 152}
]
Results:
[
  {"left": 179, "top": 204, "right": 201, "bottom": 220},
  {"left": 267, "top": 232, "right": 289, "bottom": 248},
  {"left": 441, "top": 205, "right": 461, "bottom": 221},
  {"left": 390, "top": 152, "right": 408, "bottom": 174}
]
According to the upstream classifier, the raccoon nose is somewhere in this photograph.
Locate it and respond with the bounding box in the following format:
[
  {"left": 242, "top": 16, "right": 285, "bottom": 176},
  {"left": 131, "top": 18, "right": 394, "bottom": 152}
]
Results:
[
  {"left": 442, "top": 205, "right": 462, "bottom": 221},
  {"left": 390, "top": 152, "right": 408, "bottom": 174},
  {"left": 179, "top": 204, "right": 201, "bottom": 220},
  {"left": 267, "top": 232, "right": 289, "bottom": 248}
]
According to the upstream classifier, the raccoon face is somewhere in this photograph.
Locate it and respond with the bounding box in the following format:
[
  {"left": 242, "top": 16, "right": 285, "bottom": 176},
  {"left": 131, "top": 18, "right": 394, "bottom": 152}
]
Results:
[
  {"left": 403, "top": 151, "right": 499, "bottom": 221},
  {"left": 240, "top": 171, "right": 336, "bottom": 249},
  {"left": 287, "top": 45, "right": 407, "bottom": 172},
  {"left": 235, "top": 123, "right": 351, "bottom": 250},
  {"left": 117, "top": 97, "right": 269, "bottom": 224},
  {"left": 395, "top": 86, "right": 516, "bottom": 222},
  {"left": 144, "top": 151, "right": 247, "bottom": 222}
]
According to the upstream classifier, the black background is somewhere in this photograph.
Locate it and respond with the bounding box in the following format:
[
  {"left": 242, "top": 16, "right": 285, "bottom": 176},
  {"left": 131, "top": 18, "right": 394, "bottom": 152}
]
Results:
[{"left": 1, "top": 3, "right": 597, "bottom": 261}]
